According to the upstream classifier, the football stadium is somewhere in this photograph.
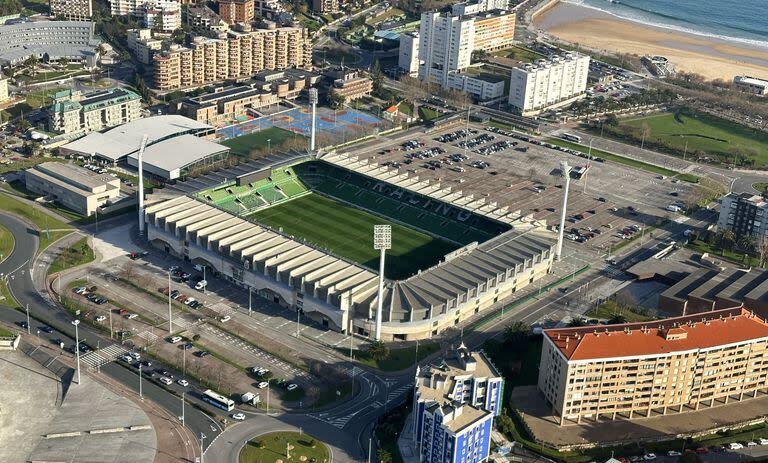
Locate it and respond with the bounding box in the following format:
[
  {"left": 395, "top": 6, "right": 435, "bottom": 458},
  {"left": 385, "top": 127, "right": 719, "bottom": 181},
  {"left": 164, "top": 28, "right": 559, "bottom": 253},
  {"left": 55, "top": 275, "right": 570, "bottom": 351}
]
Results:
[{"left": 144, "top": 153, "right": 556, "bottom": 340}]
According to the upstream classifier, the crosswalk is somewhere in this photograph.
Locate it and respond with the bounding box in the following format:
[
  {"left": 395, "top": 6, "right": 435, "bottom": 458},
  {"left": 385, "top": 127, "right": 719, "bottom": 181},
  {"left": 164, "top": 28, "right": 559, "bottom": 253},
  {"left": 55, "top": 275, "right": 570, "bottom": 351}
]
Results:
[
  {"left": 136, "top": 330, "right": 158, "bottom": 343},
  {"left": 80, "top": 344, "right": 129, "bottom": 370},
  {"left": 308, "top": 382, "right": 412, "bottom": 429}
]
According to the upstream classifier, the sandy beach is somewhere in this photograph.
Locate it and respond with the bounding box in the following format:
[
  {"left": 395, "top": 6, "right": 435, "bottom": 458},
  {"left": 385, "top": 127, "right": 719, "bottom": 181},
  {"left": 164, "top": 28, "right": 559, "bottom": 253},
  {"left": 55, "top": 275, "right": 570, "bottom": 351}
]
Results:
[{"left": 533, "top": 2, "right": 768, "bottom": 81}]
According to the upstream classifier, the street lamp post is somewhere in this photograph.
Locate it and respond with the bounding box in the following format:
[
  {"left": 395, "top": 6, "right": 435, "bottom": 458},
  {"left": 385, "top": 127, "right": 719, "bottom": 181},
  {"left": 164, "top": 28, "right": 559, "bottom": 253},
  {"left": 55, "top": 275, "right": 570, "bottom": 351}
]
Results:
[
  {"left": 266, "top": 383, "right": 270, "bottom": 415},
  {"left": 72, "top": 320, "right": 81, "bottom": 385},
  {"left": 25, "top": 303, "right": 30, "bottom": 334},
  {"left": 168, "top": 271, "right": 173, "bottom": 333},
  {"left": 139, "top": 362, "right": 143, "bottom": 398},
  {"left": 373, "top": 225, "right": 391, "bottom": 341},
  {"left": 200, "top": 433, "right": 206, "bottom": 463},
  {"left": 248, "top": 287, "right": 252, "bottom": 316},
  {"left": 181, "top": 391, "right": 185, "bottom": 426}
]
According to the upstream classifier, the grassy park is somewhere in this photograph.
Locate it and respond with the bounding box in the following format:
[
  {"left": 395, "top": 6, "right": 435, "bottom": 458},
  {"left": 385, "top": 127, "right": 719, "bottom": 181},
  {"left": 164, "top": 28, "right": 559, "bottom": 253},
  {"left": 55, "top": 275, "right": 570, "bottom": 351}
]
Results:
[
  {"left": 348, "top": 341, "right": 440, "bottom": 371},
  {"left": 47, "top": 237, "right": 95, "bottom": 275},
  {"left": 0, "top": 224, "right": 14, "bottom": 262},
  {"left": 0, "top": 192, "right": 73, "bottom": 251},
  {"left": 240, "top": 432, "right": 330, "bottom": 463},
  {"left": 615, "top": 111, "right": 768, "bottom": 166}
]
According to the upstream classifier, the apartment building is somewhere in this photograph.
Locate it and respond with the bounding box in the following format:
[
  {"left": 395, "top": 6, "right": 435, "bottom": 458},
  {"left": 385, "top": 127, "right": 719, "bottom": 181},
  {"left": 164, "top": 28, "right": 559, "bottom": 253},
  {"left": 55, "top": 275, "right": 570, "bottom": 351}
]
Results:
[
  {"left": 127, "top": 28, "right": 163, "bottom": 64},
  {"left": 50, "top": 0, "right": 93, "bottom": 20},
  {"left": 0, "top": 20, "right": 101, "bottom": 67},
  {"left": 324, "top": 68, "right": 372, "bottom": 103},
  {"left": 218, "top": 0, "right": 254, "bottom": 23},
  {"left": 398, "top": 31, "right": 419, "bottom": 77},
  {"left": 446, "top": 70, "right": 505, "bottom": 101},
  {"left": 0, "top": 77, "right": 8, "bottom": 104},
  {"left": 110, "top": 0, "right": 145, "bottom": 16},
  {"left": 451, "top": 0, "right": 509, "bottom": 16},
  {"left": 415, "top": 345, "right": 503, "bottom": 463},
  {"left": 175, "top": 73, "right": 318, "bottom": 125},
  {"left": 143, "top": 0, "right": 181, "bottom": 32},
  {"left": 187, "top": 5, "right": 229, "bottom": 32},
  {"left": 717, "top": 193, "right": 768, "bottom": 241},
  {"left": 418, "top": 10, "right": 514, "bottom": 87},
  {"left": 734, "top": 75, "right": 768, "bottom": 96},
  {"left": 152, "top": 26, "right": 312, "bottom": 91},
  {"left": 25, "top": 162, "right": 121, "bottom": 216},
  {"left": 508, "top": 53, "right": 590, "bottom": 116},
  {"left": 47, "top": 88, "right": 142, "bottom": 136},
  {"left": 311, "top": 0, "right": 339, "bottom": 13},
  {"left": 538, "top": 307, "right": 768, "bottom": 426}
]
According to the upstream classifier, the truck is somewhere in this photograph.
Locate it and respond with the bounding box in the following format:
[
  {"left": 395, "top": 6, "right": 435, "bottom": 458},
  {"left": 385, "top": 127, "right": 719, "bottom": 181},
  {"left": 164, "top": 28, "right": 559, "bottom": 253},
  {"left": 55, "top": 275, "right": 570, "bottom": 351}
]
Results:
[{"left": 240, "top": 391, "right": 261, "bottom": 405}]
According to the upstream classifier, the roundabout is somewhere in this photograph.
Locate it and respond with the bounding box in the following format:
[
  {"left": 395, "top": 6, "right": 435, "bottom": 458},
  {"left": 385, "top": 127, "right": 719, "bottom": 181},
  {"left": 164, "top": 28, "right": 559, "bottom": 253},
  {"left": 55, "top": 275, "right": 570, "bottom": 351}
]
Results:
[{"left": 240, "top": 431, "right": 331, "bottom": 463}]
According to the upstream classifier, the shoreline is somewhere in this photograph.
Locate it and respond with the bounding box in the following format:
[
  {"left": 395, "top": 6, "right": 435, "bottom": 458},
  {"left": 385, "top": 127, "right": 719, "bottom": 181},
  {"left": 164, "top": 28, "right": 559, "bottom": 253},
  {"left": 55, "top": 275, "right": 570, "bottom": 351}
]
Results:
[{"left": 533, "top": 2, "right": 768, "bottom": 81}]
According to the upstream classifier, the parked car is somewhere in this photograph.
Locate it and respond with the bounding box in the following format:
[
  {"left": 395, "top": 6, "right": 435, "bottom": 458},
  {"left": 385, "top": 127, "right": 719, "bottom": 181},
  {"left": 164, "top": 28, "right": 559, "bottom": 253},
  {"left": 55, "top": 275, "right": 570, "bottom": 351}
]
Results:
[
  {"left": 231, "top": 412, "right": 246, "bottom": 421},
  {"left": 287, "top": 383, "right": 298, "bottom": 391},
  {"left": 177, "top": 379, "right": 189, "bottom": 387},
  {"left": 220, "top": 315, "right": 231, "bottom": 323},
  {"left": 159, "top": 376, "right": 173, "bottom": 385},
  {"left": 168, "top": 336, "right": 183, "bottom": 343},
  {"left": 257, "top": 381, "right": 269, "bottom": 389}
]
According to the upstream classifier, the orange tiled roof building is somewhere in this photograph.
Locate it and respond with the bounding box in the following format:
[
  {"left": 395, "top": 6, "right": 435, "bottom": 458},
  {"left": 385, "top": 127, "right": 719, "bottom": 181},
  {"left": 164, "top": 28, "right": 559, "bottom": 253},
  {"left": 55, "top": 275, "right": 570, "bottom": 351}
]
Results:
[{"left": 538, "top": 307, "right": 768, "bottom": 425}]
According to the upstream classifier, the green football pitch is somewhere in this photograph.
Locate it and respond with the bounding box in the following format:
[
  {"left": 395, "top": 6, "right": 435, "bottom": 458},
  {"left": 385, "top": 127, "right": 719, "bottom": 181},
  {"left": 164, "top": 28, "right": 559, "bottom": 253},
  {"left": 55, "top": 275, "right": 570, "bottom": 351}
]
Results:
[
  {"left": 248, "top": 193, "right": 459, "bottom": 279},
  {"left": 221, "top": 127, "right": 302, "bottom": 157}
]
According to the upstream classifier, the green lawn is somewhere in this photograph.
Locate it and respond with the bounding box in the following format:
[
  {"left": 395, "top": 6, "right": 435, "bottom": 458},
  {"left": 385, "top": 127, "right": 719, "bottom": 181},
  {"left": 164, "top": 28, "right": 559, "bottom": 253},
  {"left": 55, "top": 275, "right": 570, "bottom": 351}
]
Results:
[
  {"left": 545, "top": 138, "right": 699, "bottom": 183},
  {"left": 319, "top": 47, "right": 361, "bottom": 65},
  {"left": 584, "top": 300, "right": 654, "bottom": 323},
  {"left": 249, "top": 193, "right": 458, "bottom": 279},
  {"left": 754, "top": 182, "right": 768, "bottom": 193},
  {"left": 621, "top": 111, "right": 768, "bottom": 166},
  {"left": 418, "top": 106, "right": 439, "bottom": 121},
  {"left": 222, "top": 127, "right": 302, "bottom": 157},
  {"left": 0, "top": 279, "right": 18, "bottom": 308},
  {"left": 0, "top": 223, "right": 14, "bottom": 262},
  {"left": 240, "top": 432, "right": 330, "bottom": 463},
  {"left": 351, "top": 342, "right": 440, "bottom": 371},
  {"left": 47, "top": 237, "right": 95, "bottom": 275},
  {"left": 0, "top": 192, "right": 73, "bottom": 251},
  {"left": 0, "top": 325, "right": 13, "bottom": 337}
]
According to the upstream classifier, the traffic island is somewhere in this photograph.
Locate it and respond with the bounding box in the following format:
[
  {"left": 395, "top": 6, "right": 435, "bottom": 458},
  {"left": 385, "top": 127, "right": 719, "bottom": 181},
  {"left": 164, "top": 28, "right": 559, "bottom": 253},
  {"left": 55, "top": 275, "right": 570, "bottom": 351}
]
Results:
[{"left": 240, "top": 432, "right": 330, "bottom": 463}]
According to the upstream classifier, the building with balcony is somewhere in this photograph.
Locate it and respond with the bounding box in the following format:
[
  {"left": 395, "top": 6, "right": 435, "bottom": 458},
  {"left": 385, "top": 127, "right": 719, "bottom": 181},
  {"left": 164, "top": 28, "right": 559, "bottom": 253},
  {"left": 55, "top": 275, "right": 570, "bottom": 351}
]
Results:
[
  {"left": 50, "top": 0, "right": 93, "bottom": 20},
  {"left": 127, "top": 28, "right": 163, "bottom": 64},
  {"left": 398, "top": 31, "right": 419, "bottom": 77},
  {"left": 218, "top": 0, "right": 255, "bottom": 24},
  {"left": 187, "top": 5, "right": 228, "bottom": 32},
  {"left": 538, "top": 307, "right": 768, "bottom": 426},
  {"left": 47, "top": 88, "right": 142, "bottom": 136},
  {"left": 324, "top": 68, "right": 372, "bottom": 103},
  {"left": 0, "top": 20, "right": 100, "bottom": 67},
  {"left": 152, "top": 26, "right": 312, "bottom": 90},
  {"left": 143, "top": 0, "right": 181, "bottom": 32},
  {"left": 415, "top": 345, "right": 503, "bottom": 463},
  {"left": 717, "top": 193, "right": 768, "bottom": 241},
  {"left": 508, "top": 53, "right": 590, "bottom": 116},
  {"left": 734, "top": 75, "right": 768, "bottom": 96}
]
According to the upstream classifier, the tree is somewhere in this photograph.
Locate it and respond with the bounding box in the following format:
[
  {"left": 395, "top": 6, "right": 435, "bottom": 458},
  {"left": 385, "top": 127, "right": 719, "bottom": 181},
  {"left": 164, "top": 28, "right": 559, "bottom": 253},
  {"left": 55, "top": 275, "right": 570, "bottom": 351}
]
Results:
[
  {"left": 607, "top": 313, "right": 627, "bottom": 325},
  {"left": 567, "top": 317, "right": 586, "bottom": 327},
  {"left": 365, "top": 340, "right": 390, "bottom": 361},
  {"left": 719, "top": 229, "right": 735, "bottom": 253},
  {"left": 371, "top": 59, "right": 383, "bottom": 94},
  {"left": 377, "top": 449, "right": 392, "bottom": 463},
  {"left": 604, "top": 113, "right": 619, "bottom": 127},
  {"left": 503, "top": 321, "right": 529, "bottom": 347},
  {"left": 328, "top": 91, "right": 345, "bottom": 109}
]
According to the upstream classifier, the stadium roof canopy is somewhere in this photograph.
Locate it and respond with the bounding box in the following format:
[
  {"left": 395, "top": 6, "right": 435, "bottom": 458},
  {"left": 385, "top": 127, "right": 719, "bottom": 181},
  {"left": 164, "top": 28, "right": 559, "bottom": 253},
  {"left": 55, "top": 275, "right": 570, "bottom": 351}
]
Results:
[
  {"left": 59, "top": 115, "right": 213, "bottom": 163},
  {"left": 126, "top": 134, "right": 230, "bottom": 180}
]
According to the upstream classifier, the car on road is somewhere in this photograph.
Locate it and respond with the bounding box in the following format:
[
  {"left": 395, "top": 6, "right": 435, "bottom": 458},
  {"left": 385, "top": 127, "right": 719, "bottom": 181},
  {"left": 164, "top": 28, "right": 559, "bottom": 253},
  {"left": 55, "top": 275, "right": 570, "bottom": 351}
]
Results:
[
  {"left": 220, "top": 315, "right": 231, "bottom": 323},
  {"left": 231, "top": 413, "right": 246, "bottom": 421},
  {"left": 747, "top": 441, "right": 758, "bottom": 447},
  {"left": 126, "top": 313, "right": 139, "bottom": 319},
  {"left": 120, "top": 354, "right": 133, "bottom": 362},
  {"left": 729, "top": 443, "right": 744, "bottom": 450},
  {"left": 666, "top": 451, "right": 681, "bottom": 457},
  {"left": 177, "top": 379, "right": 189, "bottom": 387},
  {"left": 195, "top": 280, "right": 208, "bottom": 291},
  {"left": 287, "top": 383, "right": 298, "bottom": 391},
  {"left": 129, "top": 352, "right": 141, "bottom": 360},
  {"left": 257, "top": 381, "right": 269, "bottom": 389},
  {"left": 159, "top": 376, "right": 173, "bottom": 385},
  {"left": 760, "top": 438, "right": 768, "bottom": 445},
  {"left": 17, "top": 321, "right": 28, "bottom": 329},
  {"left": 642, "top": 454, "right": 656, "bottom": 461},
  {"left": 168, "top": 336, "right": 182, "bottom": 343},
  {"left": 39, "top": 325, "right": 53, "bottom": 333}
]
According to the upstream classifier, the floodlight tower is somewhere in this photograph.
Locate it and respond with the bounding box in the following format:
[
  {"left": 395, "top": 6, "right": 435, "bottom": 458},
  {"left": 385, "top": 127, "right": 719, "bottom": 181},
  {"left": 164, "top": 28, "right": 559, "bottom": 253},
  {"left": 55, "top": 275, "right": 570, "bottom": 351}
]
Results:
[
  {"left": 556, "top": 161, "right": 572, "bottom": 262},
  {"left": 309, "top": 88, "right": 318, "bottom": 153},
  {"left": 373, "top": 224, "right": 391, "bottom": 341},
  {"left": 137, "top": 134, "right": 148, "bottom": 235}
]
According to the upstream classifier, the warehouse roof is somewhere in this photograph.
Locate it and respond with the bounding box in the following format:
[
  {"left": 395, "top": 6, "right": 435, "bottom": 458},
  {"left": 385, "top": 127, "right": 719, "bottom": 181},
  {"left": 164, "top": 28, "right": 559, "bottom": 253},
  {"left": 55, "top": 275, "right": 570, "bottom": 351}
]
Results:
[
  {"left": 545, "top": 308, "right": 768, "bottom": 361},
  {"left": 127, "top": 134, "right": 229, "bottom": 174},
  {"left": 60, "top": 115, "right": 213, "bottom": 162}
]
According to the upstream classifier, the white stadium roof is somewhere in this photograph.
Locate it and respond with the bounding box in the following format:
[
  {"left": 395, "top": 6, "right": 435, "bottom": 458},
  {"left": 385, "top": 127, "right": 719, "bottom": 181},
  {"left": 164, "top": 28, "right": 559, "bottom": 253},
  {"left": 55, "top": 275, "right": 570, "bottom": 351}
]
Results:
[{"left": 126, "top": 134, "right": 230, "bottom": 180}]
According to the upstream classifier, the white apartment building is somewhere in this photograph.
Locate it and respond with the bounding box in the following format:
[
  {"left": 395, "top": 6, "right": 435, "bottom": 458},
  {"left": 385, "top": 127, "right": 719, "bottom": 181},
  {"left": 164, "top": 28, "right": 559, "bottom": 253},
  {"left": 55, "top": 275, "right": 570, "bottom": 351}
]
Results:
[
  {"left": 127, "top": 28, "right": 163, "bottom": 64},
  {"left": 418, "top": 12, "right": 475, "bottom": 86},
  {"left": 398, "top": 31, "right": 419, "bottom": 77},
  {"left": 734, "top": 75, "right": 768, "bottom": 96},
  {"left": 47, "top": 88, "right": 142, "bottom": 136},
  {"left": 451, "top": 0, "right": 508, "bottom": 16},
  {"left": 508, "top": 53, "right": 590, "bottom": 116},
  {"left": 0, "top": 77, "right": 8, "bottom": 104},
  {"left": 446, "top": 71, "right": 505, "bottom": 100},
  {"left": 50, "top": 0, "right": 93, "bottom": 20},
  {"left": 143, "top": 0, "right": 181, "bottom": 32}
]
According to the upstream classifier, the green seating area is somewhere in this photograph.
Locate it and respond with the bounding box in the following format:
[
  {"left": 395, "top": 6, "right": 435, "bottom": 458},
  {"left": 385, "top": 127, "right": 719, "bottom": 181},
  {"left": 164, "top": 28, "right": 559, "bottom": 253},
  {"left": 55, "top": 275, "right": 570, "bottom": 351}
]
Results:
[
  {"left": 198, "top": 166, "right": 310, "bottom": 213},
  {"left": 257, "top": 186, "right": 285, "bottom": 203},
  {"left": 278, "top": 179, "right": 309, "bottom": 197},
  {"left": 237, "top": 193, "right": 266, "bottom": 210}
]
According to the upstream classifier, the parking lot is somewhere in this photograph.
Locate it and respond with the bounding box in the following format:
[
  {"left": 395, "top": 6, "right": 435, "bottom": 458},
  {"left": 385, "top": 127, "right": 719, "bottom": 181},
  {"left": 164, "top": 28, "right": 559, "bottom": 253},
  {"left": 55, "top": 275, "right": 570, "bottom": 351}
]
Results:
[{"left": 343, "top": 122, "right": 692, "bottom": 255}]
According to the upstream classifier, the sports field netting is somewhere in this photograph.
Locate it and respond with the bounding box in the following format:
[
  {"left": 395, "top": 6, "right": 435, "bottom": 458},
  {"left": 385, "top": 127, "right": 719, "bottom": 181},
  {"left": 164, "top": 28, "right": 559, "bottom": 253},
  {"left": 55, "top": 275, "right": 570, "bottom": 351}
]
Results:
[{"left": 248, "top": 193, "right": 458, "bottom": 279}]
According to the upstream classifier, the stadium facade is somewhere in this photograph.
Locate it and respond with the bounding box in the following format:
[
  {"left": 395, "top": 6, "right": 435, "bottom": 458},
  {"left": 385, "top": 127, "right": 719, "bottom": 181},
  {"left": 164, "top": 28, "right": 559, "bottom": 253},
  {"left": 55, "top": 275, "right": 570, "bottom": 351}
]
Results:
[{"left": 144, "top": 153, "right": 555, "bottom": 340}]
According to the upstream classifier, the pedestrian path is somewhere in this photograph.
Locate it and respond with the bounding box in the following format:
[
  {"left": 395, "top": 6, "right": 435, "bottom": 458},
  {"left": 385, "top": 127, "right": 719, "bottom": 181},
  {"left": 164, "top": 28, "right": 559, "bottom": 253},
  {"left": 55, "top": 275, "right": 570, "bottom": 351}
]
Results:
[{"left": 80, "top": 344, "right": 129, "bottom": 370}]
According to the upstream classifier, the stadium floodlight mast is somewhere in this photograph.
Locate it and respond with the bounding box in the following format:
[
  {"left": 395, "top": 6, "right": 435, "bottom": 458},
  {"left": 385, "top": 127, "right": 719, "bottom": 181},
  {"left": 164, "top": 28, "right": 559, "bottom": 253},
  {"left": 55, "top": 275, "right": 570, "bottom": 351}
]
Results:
[
  {"left": 373, "top": 224, "right": 391, "bottom": 341},
  {"left": 137, "top": 134, "right": 148, "bottom": 235},
  {"left": 309, "top": 88, "right": 318, "bottom": 153},
  {"left": 556, "top": 161, "right": 572, "bottom": 262}
]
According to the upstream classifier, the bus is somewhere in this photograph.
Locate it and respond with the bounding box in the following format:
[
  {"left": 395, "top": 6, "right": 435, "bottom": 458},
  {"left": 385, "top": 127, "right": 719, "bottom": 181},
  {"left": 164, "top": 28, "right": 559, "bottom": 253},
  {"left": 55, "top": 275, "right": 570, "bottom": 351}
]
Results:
[
  {"left": 202, "top": 389, "right": 235, "bottom": 411},
  {"left": 561, "top": 133, "right": 582, "bottom": 143},
  {"left": 571, "top": 165, "right": 590, "bottom": 180}
]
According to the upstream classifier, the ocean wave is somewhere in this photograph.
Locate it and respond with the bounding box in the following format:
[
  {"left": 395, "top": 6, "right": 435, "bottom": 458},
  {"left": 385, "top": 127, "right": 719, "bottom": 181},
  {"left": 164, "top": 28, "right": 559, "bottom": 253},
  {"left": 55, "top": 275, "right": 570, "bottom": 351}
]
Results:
[{"left": 561, "top": 0, "right": 768, "bottom": 49}]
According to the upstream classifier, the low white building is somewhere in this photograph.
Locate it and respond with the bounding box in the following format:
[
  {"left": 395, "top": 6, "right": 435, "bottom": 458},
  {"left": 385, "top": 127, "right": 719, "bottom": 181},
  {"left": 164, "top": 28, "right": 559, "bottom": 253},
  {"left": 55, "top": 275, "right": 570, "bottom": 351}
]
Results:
[
  {"left": 127, "top": 28, "right": 163, "bottom": 64},
  {"left": 734, "top": 75, "right": 768, "bottom": 96},
  {"left": 142, "top": 0, "right": 181, "bottom": 32},
  {"left": 25, "top": 162, "right": 121, "bottom": 216},
  {"left": 446, "top": 71, "right": 505, "bottom": 101},
  {"left": 508, "top": 53, "right": 590, "bottom": 116},
  {"left": 398, "top": 31, "right": 419, "bottom": 77}
]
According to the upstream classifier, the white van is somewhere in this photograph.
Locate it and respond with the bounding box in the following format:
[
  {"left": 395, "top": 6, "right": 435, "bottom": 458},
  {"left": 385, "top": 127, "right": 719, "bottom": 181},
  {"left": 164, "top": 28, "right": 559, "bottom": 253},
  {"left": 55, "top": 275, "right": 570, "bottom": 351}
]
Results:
[
  {"left": 666, "top": 204, "right": 682, "bottom": 212},
  {"left": 195, "top": 280, "right": 207, "bottom": 291}
]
